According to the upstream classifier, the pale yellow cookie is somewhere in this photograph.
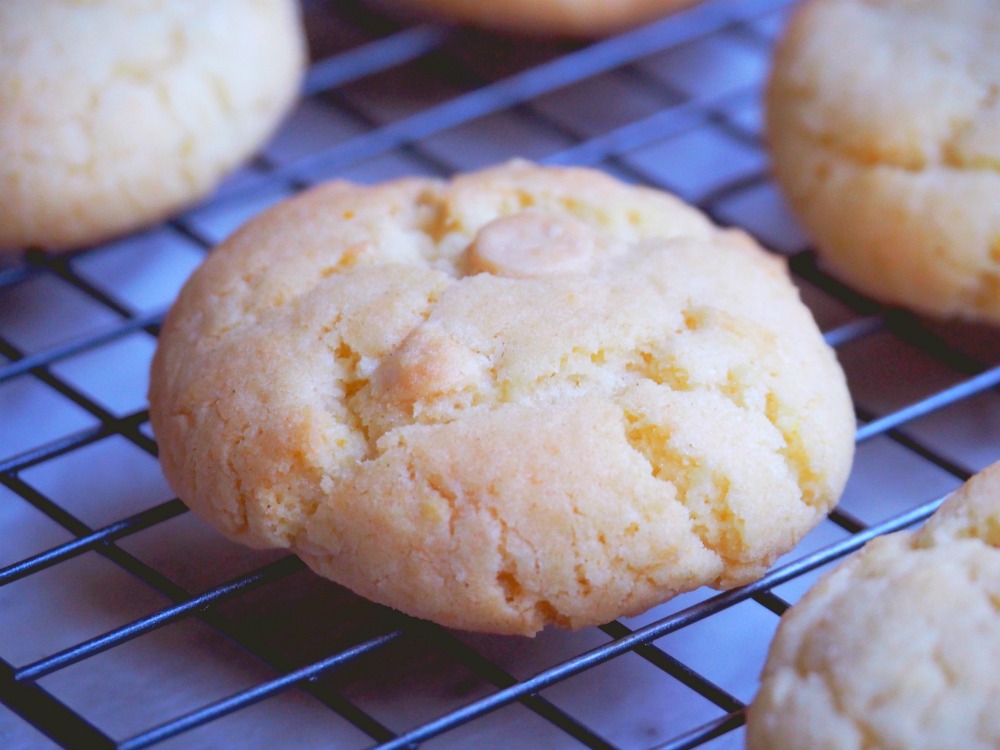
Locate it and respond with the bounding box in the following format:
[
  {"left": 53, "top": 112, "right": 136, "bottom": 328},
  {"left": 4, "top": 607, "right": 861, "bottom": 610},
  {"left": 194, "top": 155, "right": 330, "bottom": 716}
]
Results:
[
  {"left": 149, "top": 161, "right": 854, "bottom": 636},
  {"left": 767, "top": 0, "right": 1000, "bottom": 323},
  {"left": 0, "top": 0, "right": 305, "bottom": 252},
  {"left": 748, "top": 461, "right": 1000, "bottom": 750},
  {"left": 388, "top": 0, "right": 703, "bottom": 36}
]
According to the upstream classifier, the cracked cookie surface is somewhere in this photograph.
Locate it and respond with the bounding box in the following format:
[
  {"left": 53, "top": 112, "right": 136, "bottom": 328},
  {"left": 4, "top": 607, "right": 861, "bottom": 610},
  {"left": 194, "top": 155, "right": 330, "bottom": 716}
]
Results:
[
  {"left": 748, "top": 460, "right": 1000, "bottom": 750},
  {"left": 149, "top": 161, "right": 855, "bottom": 635},
  {"left": 767, "top": 0, "right": 1000, "bottom": 323},
  {"left": 0, "top": 0, "right": 304, "bottom": 251}
]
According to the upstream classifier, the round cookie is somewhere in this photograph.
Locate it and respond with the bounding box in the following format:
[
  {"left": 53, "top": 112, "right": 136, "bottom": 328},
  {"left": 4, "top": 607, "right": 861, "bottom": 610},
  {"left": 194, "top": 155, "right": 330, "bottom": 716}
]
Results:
[
  {"left": 0, "top": 0, "right": 305, "bottom": 252},
  {"left": 149, "top": 161, "right": 855, "bottom": 636},
  {"left": 387, "top": 0, "right": 703, "bottom": 36},
  {"left": 748, "top": 462, "right": 1000, "bottom": 749},
  {"left": 766, "top": 0, "right": 1000, "bottom": 323}
]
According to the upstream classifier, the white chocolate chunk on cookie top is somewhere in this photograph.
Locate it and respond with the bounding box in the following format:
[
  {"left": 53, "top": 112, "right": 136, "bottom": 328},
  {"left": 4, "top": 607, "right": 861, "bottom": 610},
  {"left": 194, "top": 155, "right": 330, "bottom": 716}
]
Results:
[{"left": 464, "top": 211, "right": 596, "bottom": 277}]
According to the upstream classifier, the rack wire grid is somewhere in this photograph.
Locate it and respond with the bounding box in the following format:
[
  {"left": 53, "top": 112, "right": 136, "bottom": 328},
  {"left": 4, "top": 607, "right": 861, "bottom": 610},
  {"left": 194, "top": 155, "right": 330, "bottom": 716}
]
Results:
[{"left": 2, "top": 0, "right": 998, "bottom": 747}]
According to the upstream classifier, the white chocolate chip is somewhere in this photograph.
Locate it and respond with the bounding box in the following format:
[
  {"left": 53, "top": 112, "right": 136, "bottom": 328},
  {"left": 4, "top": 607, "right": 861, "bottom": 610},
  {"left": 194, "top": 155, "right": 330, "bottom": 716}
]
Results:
[
  {"left": 371, "top": 326, "right": 485, "bottom": 405},
  {"left": 464, "top": 210, "right": 595, "bottom": 277}
]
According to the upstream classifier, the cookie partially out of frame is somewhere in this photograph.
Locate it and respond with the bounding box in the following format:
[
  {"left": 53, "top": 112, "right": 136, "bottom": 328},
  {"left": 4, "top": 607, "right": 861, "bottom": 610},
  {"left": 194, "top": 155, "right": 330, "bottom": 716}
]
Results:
[
  {"left": 0, "top": 0, "right": 305, "bottom": 252},
  {"left": 748, "top": 461, "right": 1000, "bottom": 749},
  {"left": 149, "top": 160, "right": 854, "bottom": 636},
  {"left": 767, "top": 0, "right": 1000, "bottom": 323},
  {"left": 388, "top": 0, "right": 703, "bottom": 36}
]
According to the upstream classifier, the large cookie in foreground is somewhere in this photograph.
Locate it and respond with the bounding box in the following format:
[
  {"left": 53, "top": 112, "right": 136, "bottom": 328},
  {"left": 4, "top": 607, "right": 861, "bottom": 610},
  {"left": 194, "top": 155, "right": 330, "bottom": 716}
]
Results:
[
  {"left": 149, "top": 161, "right": 855, "bottom": 635},
  {"left": 0, "top": 0, "right": 305, "bottom": 252},
  {"left": 748, "top": 460, "right": 1000, "bottom": 750}
]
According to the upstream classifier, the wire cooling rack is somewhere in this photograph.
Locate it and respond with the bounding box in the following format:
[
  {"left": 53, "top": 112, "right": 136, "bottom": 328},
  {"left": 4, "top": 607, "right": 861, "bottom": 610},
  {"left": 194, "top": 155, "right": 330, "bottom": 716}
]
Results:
[{"left": 3, "top": 0, "right": 1000, "bottom": 747}]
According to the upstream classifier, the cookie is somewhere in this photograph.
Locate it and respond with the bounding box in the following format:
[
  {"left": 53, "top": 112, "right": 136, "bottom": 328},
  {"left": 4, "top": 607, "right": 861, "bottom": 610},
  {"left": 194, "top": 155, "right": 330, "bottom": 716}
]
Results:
[
  {"left": 766, "top": 0, "right": 1000, "bottom": 323},
  {"left": 748, "top": 461, "right": 1000, "bottom": 750},
  {"left": 387, "top": 0, "right": 703, "bottom": 36},
  {"left": 149, "top": 161, "right": 854, "bottom": 636},
  {"left": 0, "top": 0, "right": 305, "bottom": 252}
]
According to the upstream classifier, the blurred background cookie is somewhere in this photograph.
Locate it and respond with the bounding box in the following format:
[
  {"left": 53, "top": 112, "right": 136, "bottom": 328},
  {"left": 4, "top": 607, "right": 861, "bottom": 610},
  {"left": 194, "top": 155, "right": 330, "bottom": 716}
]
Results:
[
  {"left": 0, "top": 0, "right": 306, "bottom": 252},
  {"left": 381, "top": 0, "right": 703, "bottom": 36},
  {"left": 748, "top": 459, "right": 1000, "bottom": 750},
  {"left": 149, "top": 161, "right": 855, "bottom": 636},
  {"left": 767, "top": 0, "right": 1000, "bottom": 323}
]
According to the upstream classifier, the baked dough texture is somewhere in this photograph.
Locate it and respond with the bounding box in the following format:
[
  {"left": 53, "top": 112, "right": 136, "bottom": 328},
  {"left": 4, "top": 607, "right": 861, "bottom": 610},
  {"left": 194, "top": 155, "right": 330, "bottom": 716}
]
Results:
[
  {"left": 767, "top": 0, "right": 1000, "bottom": 323},
  {"left": 149, "top": 161, "right": 855, "bottom": 636},
  {"left": 0, "top": 0, "right": 305, "bottom": 252},
  {"left": 388, "top": 0, "right": 703, "bottom": 36},
  {"left": 748, "top": 461, "right": 1000, "bottom": 750}
]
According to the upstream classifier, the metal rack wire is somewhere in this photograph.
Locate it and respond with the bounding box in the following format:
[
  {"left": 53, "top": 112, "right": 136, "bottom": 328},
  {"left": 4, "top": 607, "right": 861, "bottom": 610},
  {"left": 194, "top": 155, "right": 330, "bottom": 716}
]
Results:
[{"left": 2, "top": 0, "right": 998, "bottom": 747}]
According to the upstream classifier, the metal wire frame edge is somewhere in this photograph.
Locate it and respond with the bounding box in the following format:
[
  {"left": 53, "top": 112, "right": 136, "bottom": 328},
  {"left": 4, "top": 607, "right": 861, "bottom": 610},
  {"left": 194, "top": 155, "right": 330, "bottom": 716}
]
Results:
[
  {"left": 598, "top": 619, "right": 743, "bottom": 713},
  {"left": 652, "top": 709, "right": 745, "bottom": 750},
  {"left": 0, "top": 407, "right": 150, "bottom": 475},
  {"left": 11, "top": 556, "right": 304, "bottom": 683},
  {"left": 302, "top": 23, "right": 450, "bottom": 97},
  {"left": 0, "top": 499, "right": 187, "bottom": 587},
  {"left": 115, "top": 628, "right": 404, "bottom": 750},
  {"left": 10, "top": 517, "right": 398, "bottom": 745},
  {"left": 0, "top": 657, "right": 116, "bottom": 750},
  {"left": 855, "top": 363, "right": 1000, "bottom": 444},
  {"left": 854, "top": 406, "right": 974, "bottom": 487},
  {"left": 0, "top": 310, "right": 165, "bottom": 385},
  {"left": 412, "top": 624, "right": 623, "bottom": 750},
  {"left": 118, "top": 606, "right": 636, "bottom": 750},
  {"left": 6, "top": 550, "right": 619, "bottom": 750},
  {"left": 542, "top": 86, "right": 760, "bottom": 169}
]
